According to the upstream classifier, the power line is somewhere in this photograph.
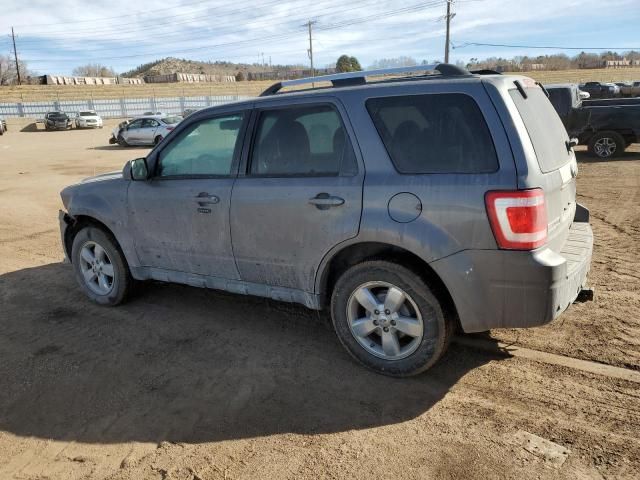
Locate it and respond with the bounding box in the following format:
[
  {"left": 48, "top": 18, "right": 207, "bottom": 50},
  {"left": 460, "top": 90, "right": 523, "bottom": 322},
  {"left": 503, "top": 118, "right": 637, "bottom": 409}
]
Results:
[
  {"left": 454, "top": 42, "right": 640, "bottom": 51},
  {"left": 20, "top": 1, "right": 445, "bottom": 64},
  {"left": 9, "top": 0, "right": 217, "bottom": 28},
  {"left": 16, "top": 0, "right": 379, "bottom": 50}
]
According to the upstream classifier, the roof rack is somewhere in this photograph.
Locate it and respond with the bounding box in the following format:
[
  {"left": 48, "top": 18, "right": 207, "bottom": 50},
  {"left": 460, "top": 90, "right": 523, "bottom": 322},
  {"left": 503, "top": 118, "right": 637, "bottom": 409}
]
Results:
[{"left": 260, "top": 63, "right": 470, "bottom": 96}]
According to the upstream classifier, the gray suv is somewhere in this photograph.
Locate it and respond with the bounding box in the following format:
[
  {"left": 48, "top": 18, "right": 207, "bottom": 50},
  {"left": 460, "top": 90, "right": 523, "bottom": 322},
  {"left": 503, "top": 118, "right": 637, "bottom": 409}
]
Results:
[{"left": 59, "top": 65, "right": 593, "bottom": 376}]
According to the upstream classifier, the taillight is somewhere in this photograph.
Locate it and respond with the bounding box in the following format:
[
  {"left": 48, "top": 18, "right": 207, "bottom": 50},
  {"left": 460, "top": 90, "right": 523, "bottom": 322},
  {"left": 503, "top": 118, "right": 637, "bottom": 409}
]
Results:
[
  {"left": 485, "top": 189, "right": 547, "bottom": 250},
  {"left": 166, "top": 127, "right": 174, "bottom": 131}
]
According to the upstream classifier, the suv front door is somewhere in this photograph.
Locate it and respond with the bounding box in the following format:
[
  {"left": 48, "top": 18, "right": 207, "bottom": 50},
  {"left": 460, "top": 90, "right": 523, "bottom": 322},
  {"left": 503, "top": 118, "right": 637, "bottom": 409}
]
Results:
[
  {"left": 127, "top": 111, "right": 248, "bottom": 279},
  {"left": 230, "top": 99, "right": 364, "bottom": 293}
]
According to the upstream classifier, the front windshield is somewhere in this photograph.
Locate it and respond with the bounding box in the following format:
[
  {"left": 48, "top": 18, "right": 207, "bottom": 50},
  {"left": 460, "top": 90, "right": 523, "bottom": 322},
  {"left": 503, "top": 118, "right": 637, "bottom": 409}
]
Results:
[
  {"left": 79, "top": 111, "right": 95, "bottom": 117},
  {"left": 49, "top": 113, "right": 67, "bottom": 119}
]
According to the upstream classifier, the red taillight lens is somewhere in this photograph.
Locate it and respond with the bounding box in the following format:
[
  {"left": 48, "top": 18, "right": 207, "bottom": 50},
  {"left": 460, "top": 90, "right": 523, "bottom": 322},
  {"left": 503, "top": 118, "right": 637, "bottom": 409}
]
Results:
[
  {"left": 485, "top": 189, "right": 547, "bottom": 250},
  {"left": 166, "top": 126, "right": 174, "bottom": 131}
]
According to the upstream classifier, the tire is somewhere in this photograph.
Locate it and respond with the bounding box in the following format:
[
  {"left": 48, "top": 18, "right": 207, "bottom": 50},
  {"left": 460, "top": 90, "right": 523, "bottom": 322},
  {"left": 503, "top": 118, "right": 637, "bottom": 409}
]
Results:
[
  {"left": 587, "top": 131, "right": 625, "bottom": 159},
  {"left": 117, "top": 134, "right": 128, "bottom": 147},
  {"left": 330, "top": 261, "right": 452, "bottom": 377},
  {"left": 154, "top": 135, "right": 163, "bottom": 145},
  {"left": 71, "top": 226, "right": 132, "bottom": 306}
]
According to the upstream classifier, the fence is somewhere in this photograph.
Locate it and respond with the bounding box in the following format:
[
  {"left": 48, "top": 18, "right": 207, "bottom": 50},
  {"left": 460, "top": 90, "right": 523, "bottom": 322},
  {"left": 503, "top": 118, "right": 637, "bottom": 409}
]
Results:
[{"left": 0, "top": 95, "right": 253, "bottom": 119}]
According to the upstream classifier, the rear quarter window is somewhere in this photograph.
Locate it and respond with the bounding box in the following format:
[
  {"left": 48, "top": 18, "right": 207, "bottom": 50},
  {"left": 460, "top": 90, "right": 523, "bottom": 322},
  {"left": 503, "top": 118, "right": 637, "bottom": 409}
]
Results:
[
  {"left": 366, "top": 93, "right": 498, "bottom": 174},
  {"left": 509, "top": 87, "right": 569, "bottom": 173}
]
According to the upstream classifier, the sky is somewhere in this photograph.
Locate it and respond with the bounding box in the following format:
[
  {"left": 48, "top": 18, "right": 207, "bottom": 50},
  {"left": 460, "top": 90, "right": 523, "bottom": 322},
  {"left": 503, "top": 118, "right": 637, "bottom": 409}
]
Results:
[{"left": 1, "top": 0, "right": 639, "bottom": 76}]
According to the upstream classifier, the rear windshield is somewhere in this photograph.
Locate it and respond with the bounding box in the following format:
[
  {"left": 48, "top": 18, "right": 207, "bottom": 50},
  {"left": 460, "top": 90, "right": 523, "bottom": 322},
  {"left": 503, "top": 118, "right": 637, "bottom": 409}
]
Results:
[
  {"left": 509, "top": 87, "right": 569, "bottom": 173},
  {"left": 161, "top": 116, "right": 182, "bottom": 125},
  {"left": 366, "top": 93, "right": 498, "bottom": 174}
]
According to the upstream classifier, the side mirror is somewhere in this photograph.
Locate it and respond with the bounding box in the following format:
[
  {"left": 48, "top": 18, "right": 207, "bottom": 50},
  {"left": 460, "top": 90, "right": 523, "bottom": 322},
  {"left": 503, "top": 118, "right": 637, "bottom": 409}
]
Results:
[{"left": 128, "top": 158, "right": 149, "bottom": 181}]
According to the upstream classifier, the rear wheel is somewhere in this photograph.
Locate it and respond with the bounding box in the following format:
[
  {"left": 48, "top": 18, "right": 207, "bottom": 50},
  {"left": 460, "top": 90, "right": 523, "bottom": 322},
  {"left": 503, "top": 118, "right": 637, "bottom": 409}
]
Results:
[
  {"left": 154, "top": 135, "right": 163, "bottom": 145},
  {"left": 71, "top": 226, "right": 132, "bottom": 306},
  {"left": 588, "top": 131, "right": 625, "bottom": 159},
  {"left": 330, "top": 261, "right": 452, "bottom": 377}
]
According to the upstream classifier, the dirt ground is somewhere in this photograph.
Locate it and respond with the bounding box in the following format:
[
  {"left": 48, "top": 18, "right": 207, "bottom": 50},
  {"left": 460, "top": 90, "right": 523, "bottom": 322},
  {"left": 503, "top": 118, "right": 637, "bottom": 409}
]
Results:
[{"left": 0, "top": 119, "right": 639, "bottom": 479}]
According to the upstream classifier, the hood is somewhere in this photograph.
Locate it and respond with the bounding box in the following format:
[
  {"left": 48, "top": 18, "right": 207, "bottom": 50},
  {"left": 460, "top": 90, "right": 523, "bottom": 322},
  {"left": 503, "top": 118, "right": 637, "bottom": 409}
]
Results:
[{"left": 81, "top": 171, "right": 122, "bottom": 184}]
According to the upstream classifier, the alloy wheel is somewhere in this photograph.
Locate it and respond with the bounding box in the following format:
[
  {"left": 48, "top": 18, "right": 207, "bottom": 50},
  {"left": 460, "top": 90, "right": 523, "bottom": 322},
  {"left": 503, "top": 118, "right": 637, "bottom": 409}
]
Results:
[{"left": 346, "top": 281, "right": 425, "bottom": 360}]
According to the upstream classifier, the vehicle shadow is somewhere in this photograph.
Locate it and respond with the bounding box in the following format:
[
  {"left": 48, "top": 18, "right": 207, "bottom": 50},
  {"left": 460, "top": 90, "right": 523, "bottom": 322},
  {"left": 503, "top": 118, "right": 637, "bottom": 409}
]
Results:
[
  {"left": 575, "top": 149, "right": 640, "bottom": 163},
  {"left": 20, "top": 123, "right": 42, "bottom": 132},
  {"left": 0, "top": 263, "right": 505, "bottom": 444}
]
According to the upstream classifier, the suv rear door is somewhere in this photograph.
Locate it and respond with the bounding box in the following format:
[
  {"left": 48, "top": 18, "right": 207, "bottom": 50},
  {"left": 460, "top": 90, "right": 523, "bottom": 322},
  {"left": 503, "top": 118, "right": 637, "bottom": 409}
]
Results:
[{"left": 230, "top": 98, "right": 364, "bottom": 293}]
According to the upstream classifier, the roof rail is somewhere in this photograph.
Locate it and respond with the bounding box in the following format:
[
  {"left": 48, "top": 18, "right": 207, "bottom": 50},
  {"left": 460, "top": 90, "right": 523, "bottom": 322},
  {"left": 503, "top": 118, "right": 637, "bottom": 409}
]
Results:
[{"left": 260, "top": 63, "right": 470, "bottom": 96}]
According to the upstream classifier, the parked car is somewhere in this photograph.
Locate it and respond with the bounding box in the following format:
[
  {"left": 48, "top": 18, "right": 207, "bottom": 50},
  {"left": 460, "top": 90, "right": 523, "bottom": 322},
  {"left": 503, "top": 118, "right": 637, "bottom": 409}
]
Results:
[
  {"left": 60, "top": 65, "right": 593, "bottom": 377},
  {"left": 183, "top": 107, "right": 204, "bottom": 117},
  {"left": 579, "top": 81, "right": 616, "bottom": 99},
  {"left": 44, "top": 111, "right": 72, "bottom": 130},
  {"left": 75, "top": 110, "right": 103, "bottom": 129},
  {"left": 604, "top": 82, "right": 621, "bottom": 97},
  {"left": 546, "top": 83, "right": 640, "bottom": 158},
  {"left": 0, "top": 116, "right": 6, "bottom": 135},
  {"left": 620, "top": 81, "right": 640, "bottom": 97},
  {"left": 109, "top": 115, "right": 182, "bottom": 146}
]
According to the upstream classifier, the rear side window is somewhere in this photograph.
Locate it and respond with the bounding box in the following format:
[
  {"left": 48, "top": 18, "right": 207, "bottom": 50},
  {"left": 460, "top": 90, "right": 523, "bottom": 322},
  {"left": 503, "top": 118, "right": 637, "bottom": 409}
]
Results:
[
  {"left": 366, "top": 93, "right": 498, "bottom": 174},
  {"left": 250, "top": 104, "right": 357, "bottom": 176},
  {"left": 509, "top": 87, "right": 569, "bottom": 173}
]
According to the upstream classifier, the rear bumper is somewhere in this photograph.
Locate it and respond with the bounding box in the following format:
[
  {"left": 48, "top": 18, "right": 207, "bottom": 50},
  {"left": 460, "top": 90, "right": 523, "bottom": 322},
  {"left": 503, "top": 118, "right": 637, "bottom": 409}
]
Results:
[{"left": 432, "top": 205, "right": 593, "bottom": 332}]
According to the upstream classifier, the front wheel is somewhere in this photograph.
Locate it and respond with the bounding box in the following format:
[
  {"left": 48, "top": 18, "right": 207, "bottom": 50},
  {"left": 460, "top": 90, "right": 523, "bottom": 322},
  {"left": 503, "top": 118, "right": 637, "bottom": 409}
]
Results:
[
  {"left": 331, "top": 261, "right": 452, "bottom": 377},
  {"left": 588, "top": 131, "right": 625, "bottom": 159},
  {"left": 71, "top": 226, "right": 132, "bottom": 305}
]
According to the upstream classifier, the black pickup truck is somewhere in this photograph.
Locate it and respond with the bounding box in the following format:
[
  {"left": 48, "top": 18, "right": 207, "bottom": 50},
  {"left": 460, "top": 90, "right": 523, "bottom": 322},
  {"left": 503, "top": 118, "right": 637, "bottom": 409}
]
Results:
[{"left": 546, "top": 83, "right": 640, "bottom": 158}]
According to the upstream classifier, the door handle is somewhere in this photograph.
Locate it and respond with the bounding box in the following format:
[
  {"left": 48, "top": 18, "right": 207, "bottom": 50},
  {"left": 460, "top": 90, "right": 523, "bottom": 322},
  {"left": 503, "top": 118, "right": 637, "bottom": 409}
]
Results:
[
  {"left": 195, "top": 192, "right": 220, "bottom": 206},
  {"left": 309, "top": 193, "right": 345, "bottom": 210}
]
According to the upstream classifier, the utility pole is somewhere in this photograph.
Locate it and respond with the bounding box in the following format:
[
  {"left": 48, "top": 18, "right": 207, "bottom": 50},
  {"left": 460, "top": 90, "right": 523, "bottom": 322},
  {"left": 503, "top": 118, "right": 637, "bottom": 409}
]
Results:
[
  {"left": 304, "top": 20, "right": 317, "bottom": 79},
  {"left": 444, "top": 1, "right": 455, "bottom": 64},
  {"left": 11, "top": 27, "right": 21, "bottom": 85}
]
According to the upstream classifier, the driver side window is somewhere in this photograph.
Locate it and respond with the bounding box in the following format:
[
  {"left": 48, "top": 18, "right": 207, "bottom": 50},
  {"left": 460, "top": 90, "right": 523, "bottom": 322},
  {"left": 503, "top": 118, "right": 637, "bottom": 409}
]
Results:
[{"left": 158, "top": 114, "right": 245, "bottom": 177}]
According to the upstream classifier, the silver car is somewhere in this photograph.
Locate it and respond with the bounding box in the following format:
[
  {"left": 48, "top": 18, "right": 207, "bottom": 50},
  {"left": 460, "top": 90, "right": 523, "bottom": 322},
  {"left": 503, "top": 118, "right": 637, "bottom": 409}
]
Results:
[{"left": 111, "top": 115, "right": 182, "bottom": 146}]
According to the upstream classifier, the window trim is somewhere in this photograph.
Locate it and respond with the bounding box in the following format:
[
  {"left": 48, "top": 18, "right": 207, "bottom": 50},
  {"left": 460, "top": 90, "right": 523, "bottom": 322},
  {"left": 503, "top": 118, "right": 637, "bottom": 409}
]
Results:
[
  {"left": 245, "top": 102, "right": 358, "bottom": 178},
  {"left": 152, "top": 111, "right": 249, "bottom": 181},
  {"left": 365, "top": 92, "right": 500, "bottom": 175}
]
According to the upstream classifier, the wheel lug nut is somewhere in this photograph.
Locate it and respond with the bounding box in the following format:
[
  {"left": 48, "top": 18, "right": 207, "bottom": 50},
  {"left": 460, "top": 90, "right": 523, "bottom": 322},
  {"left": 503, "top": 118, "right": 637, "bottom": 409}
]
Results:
[
  {"left": 374, "top": 310, "right": 380, "bottom": 315},
  {"left": 385, "top": 309, "right": 391, "bottom": 315},
  {"left": 373, "top": 319, "right": 379, "bottom": 326},
  {"left": 391, "top": 320, "right": 396, "bottom": 326},
  {"left": 383, "top": 327, "right": 389, "bottom": 332}
]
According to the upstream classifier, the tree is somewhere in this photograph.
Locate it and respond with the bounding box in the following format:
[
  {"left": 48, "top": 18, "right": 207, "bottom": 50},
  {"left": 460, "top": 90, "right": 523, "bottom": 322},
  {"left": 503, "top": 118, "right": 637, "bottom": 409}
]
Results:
[
  {"left": 0, "top": 54, "right": 31, "bottom": 85},
  {"left": 72, "top": 63, "right": 116, "bottom": 77},
  {"left": 336, "top": 55, "right": 362, "bottom": 73},
  {"left": 235, "top": 71, "right": 245, "bottom": 81}
]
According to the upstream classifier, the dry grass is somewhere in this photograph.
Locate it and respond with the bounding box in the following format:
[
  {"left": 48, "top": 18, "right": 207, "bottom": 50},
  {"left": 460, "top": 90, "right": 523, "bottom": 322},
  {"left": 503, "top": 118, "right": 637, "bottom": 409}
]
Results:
[
  {"left": 0, "top": 81, "right": 274, "bottom": 102},
  {"left": 504, "top": 67, "right": 640, "bottom": 84},
  {"left": 2, "top": 67, "right": 640, "bottom": 103}
]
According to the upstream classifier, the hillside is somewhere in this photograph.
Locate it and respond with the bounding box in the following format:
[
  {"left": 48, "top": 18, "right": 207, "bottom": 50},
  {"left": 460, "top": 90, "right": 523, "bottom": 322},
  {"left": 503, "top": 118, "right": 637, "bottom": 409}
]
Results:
[{"left": 120, "top": 57, "right": 305, "bottom": 78}]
